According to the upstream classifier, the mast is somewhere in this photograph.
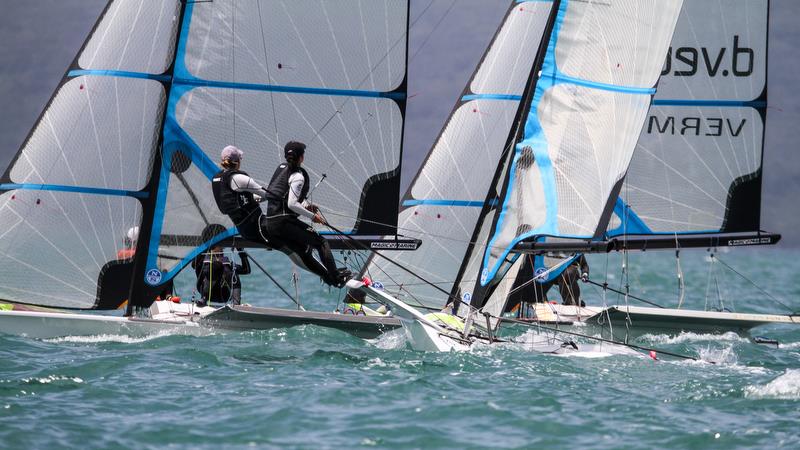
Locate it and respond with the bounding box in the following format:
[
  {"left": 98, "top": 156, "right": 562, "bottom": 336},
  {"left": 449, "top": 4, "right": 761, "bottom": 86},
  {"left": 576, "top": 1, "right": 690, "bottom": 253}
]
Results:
[
  {"left": 458, "top": 0, "right": 562, "bottom": 311},
  {"left": 126, "top": 0, "right": 190, "bottom": 314},
  {"left": 360, "top": 1, "right": 556, "bottom": 310}
]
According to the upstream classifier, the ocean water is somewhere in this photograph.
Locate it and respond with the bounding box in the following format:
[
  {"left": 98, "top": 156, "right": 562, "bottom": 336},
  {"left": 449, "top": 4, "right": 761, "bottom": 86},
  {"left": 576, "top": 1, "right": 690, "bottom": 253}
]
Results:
[{"left": 1, "top": 248, "right": 799, "bottom": 449}]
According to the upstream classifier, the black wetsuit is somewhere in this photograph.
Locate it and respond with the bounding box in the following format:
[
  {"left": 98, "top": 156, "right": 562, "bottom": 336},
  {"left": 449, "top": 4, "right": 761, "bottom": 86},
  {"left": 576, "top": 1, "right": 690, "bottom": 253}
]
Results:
[
  {"left": 263, "top": 163, "right": 343, "bottom": 287},
  {"left": 192, "top": 250, "right": 251, "bottom": 305},
  {"left": 212, "top": 169, "right": 266, "bottom": 243}
]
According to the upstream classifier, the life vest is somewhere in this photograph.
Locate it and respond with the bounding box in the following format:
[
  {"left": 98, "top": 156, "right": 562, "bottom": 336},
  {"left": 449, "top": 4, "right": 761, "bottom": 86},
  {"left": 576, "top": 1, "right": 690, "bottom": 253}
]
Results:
[
  {"left": 196, "top": 254, "right": 235, "bottom": 301},
  {"left": 212, "top": 169, "right": 261, "bottom": 223},
  {"left": 264, "top": 163, "right": 309, "bottom": 217}
]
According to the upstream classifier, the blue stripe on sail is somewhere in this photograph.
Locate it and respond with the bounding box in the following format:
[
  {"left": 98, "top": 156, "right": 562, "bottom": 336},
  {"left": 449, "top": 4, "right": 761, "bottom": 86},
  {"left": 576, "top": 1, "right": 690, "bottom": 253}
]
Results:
[
  {"left": 481, "top": 0, "right": 569, "bottom": 285},
  {"left": 533, "top": 254, "right": 578, "bottom": 284},
  {"left": 605, "top": 198, "right": 652, "bottom": 236},
  {"left": 553, "top": 73, "right": 656, "bottom": 95},
  {"left": 461, "top": 94, "right": 523, "bottom": 102},
  {"left": 170, "top": 1, "right": 403, "bottom": 101},
  {"left": 0, "top": 183, "right": 148, "bottom": 199},
  {"left": 652, "top": 99, "right": 767, "bottom": 108},
  {"left": 68, "top": 70, "right": 172, "bottom": 82},
  {"left": 605, "top": 198, "right": 722, "bottom": 237},
  {"left": 175, "top": 77, "right": 406, "bottom": 100},
  {"left": 403, "top": 199, "right": 494, "bottom": 207},
  {"left": 157, "top": 227, "right": 240, "bottom": 283}
]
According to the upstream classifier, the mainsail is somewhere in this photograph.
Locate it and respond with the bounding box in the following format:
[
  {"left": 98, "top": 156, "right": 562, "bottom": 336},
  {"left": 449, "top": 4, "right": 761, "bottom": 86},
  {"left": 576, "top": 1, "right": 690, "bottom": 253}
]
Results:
[
  {"left": 609, "top": 0, "right": 772, "bottom": 241},
  {"left": 0, "top": 0, "right": 409, "bottom": 310},
  {"left": 361, "top": 1, "right": 553, "bottom": 309},
  {"left": 463, "top": 0, "right": 684, "bottom": 314}
]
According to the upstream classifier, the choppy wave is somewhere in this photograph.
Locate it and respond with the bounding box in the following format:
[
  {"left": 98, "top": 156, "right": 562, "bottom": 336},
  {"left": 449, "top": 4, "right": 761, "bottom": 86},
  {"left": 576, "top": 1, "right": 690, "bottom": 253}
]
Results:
[
  {"left": 43, "top": 330, "right": 177, "bottom": 344},
  {"left": 640, "top": 331, "right": 748, "bottom": 345},
  {"left": 368, "top": 329, "right": 407, "bottom": 350},
  {"left": 745, "top": 370, "right": 800, "bottom": 400}
]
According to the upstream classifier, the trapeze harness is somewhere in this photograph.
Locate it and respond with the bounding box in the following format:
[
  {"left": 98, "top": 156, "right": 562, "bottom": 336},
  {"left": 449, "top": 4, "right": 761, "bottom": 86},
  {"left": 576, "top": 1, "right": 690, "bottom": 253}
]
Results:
[
  {"left": 212, "top": 169, "right": 268, "bottom": 243},
  {"left": 192, "top": 250, "right": 251, "bottom": 305},
  {"left": 263, "top": 163, "right": 343, "bottom": 287}
]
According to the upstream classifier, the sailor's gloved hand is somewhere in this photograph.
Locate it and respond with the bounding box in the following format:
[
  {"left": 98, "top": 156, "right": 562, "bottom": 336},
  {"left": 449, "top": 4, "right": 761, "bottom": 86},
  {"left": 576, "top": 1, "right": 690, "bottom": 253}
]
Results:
[
  {"left": 253, "top": 194, "right": 263, "bottom": 203},
  {"left": 307, "top": 204, "right": 320, "bottom": 213},
  {"left": 580, "top": 272, "right": 589, "bottom": 283},
  {"left": 312, "top": 212, "right": 327, "bottom": 225},
  {"left": 236, "top": 247, "right": 247, "bottom": 257}
]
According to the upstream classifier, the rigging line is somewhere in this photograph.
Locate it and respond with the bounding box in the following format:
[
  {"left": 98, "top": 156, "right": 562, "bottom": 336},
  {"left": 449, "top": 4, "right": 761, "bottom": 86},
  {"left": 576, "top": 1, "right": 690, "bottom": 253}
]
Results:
[
  {"left": 409, "top": 0, "right": 457, "bottom": 63},
  {"left": 584, "top": 278, "right": 666, "bottom": 309},
  {"left": 503, "top": 257, "right": 575, "bottom": 299},
  {"left": 410, "top": 0, "right": 437, "bottom": 29},
  {"left": 175, "top": 173, "right": 210, "bottom": 226},
  {"left": 256, "top": 0, "right": 279, "bottom": 144},
  {"left": 321, "top": 214, "right": 439, "bottom": 312},
  {"left": 500, "top": 316, "right": 706, "bottom": 363},
  {"left": 233, "top": 249, "right": 299, "bottom": 308},
  {"left": 713, "top": 255, "right": 797, "bottom": 314},
  {"left": 322, "top": 221, "right": 454, "bottom": 299},
  {"left": 232, "top": 0, "right": 237, "bottom": 146}
]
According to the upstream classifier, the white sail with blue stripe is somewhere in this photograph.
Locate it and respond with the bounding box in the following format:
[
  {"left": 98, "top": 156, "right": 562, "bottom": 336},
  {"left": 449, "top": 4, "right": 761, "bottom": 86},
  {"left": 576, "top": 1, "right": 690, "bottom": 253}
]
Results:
[
  {"left": 473, "top": 0, "right": 684, "bottom": 305},
  {"left": 609, "top": 0, "right": 771, "bottom": 240},
  {"left": 0, "top": 0, "right": 409, "bottom": 311},
  {"left": 361, "top": 0, "right": 554, "bottom": 309}
]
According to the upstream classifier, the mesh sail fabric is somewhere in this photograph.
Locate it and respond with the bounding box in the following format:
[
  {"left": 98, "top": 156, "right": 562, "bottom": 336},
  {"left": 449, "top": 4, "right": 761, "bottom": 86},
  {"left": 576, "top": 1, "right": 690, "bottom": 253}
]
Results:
[
  {"left": 481, "top": 0, "right": 684, "bottom": 286},
  {"left": 9, "top": 77, "right": 164, "bottom": 191},
  {"left": 0, "top": 191, "right": 142, "bottom": 308},
  {"left": 78, "top": 0, "right": 181, "bottom": 74},
  {"left": 173, "top": 88, "right": 403, "bottom": 233},
  {"left": 0, "top": 3, "right": 182, "bottom": 309},
  {"left": 361, "top": 1, "right": 553, "bottom": 310},
  {"left": 143, "top": 0, "right": 409, "bottom": 286},
  {"left": 182, "top": 0, "right": 406, "bottom": 91},
  {"left": 612, "top": 0, "right": 768, "bottom": 236}
]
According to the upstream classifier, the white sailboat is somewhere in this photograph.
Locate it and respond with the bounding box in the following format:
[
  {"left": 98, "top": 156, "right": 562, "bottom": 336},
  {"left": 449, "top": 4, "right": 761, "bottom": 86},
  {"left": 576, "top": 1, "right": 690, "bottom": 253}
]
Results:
[
  {"left": 359, "top": 0, "right": 799, "bottom": 352},
  {"left": 357, "top": 0, "right": 688, "bottom": 352},
  {"left": 511, "top": 0, "right": 799, "bottom": 341},
  {"left": 0, "top": 0, "right": 417, "bottom": 339}
]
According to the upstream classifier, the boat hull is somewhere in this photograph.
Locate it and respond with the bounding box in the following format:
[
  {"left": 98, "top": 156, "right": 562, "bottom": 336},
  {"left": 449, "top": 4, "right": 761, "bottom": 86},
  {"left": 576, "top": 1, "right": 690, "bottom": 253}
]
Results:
[
  {"left": 0, "top": 310, "right": 206, "bottom": 339},
  {"left": 201, "top": 305, "right": 401, "bottom": 339},
  {"left": 521, "top": 303, "right": 800, "bottom": 340}
]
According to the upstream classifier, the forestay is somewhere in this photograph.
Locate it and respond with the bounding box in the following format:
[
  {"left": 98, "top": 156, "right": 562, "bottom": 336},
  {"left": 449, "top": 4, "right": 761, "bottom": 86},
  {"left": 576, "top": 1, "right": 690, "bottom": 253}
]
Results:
[
  {"left": 361, "top": 1, "right": 553, "bottom": 309},
  {"left": 609, "top": 0, "right": 769, "bottom": 237},
  {"left": 474, "top": 0, "right": 684, "bottom": 306}
]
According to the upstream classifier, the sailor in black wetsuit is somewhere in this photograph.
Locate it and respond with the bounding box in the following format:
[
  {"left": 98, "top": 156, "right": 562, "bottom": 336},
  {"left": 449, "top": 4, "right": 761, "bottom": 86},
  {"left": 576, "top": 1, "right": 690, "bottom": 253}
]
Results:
[
  {"left": 192, "top": 245, "right": 251, "bottom": 306},
  {"left": 211, "top": 144, "right": 349, "bottom": 288},
  {"left": 263, "top": 141, "right": 351, "bottom": 287}
]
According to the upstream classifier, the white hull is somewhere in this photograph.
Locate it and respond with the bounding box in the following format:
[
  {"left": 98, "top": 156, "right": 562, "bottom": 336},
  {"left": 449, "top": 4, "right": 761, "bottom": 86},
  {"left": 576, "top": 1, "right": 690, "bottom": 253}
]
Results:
[
  {"left": 348, "top": 280, "right": 645, "bottom": 356},
  {"left": 524, "top": 303, "right": 800, "bottom": 339},
  {"left": 0, "top": 310, "right": 207, "bottom": 339}
]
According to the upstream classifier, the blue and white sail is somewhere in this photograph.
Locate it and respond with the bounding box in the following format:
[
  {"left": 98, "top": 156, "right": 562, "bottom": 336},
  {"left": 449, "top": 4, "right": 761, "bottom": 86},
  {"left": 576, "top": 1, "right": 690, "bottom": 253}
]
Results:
[
  {"left": 361, "top": 1, "right": 553, "bottom": 309},
  {"left": 609, "top": 0, "right": 769, "bottom": 238},
  {"left": 470, "top": 0, "right": 684, "bottom": 311},
  {"left": 148, "top": 0, "right": 409, "bottom": 294},
  {"left": 0, "top": 0, "right": 409, "bottom": 310},
  {"left": 0, "top": 0, "right": 180, "bottom": 308}
]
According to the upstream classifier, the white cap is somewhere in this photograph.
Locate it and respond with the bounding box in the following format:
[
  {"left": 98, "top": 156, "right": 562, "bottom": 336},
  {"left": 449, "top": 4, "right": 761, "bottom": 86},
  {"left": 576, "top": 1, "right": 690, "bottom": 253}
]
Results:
[
  {"left": 126, "top": 226, "right": 140, "bottom": 243},
  {"left": 221, "top": 145, "right": 243, "bottom": 162}
]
